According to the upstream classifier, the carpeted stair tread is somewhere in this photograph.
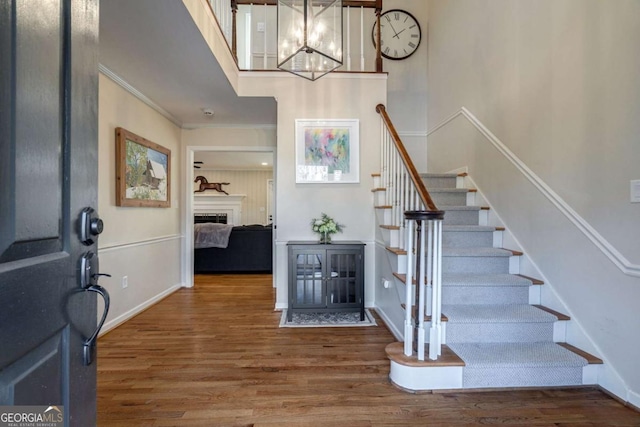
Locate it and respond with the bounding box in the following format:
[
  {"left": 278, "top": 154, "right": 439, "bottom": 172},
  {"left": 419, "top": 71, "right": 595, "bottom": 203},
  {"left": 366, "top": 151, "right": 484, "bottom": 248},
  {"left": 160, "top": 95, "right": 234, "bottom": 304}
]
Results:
[
  {"left": 448, "top": 342, "right": 588, "bottom": 368},
  {"left": 443, "top": 225, "right": 498, "bottom": 232},
  {"left": 419, "top": 173, "right": 458, "bottom": 178},
  {"left": 443, "top": 304, "right": 559, "bottom": 323},
  {"left": 429, "top": 188, "right": 471, "bottom": 193},
  {"left": 442, "top": 273, "right": 533, "bottom": 287},
  {"left": 443, "top": 247, "right": 514, "bottom": 257},
  {"left": 440, "top": 205, "right": 481, "bottom": 211}
]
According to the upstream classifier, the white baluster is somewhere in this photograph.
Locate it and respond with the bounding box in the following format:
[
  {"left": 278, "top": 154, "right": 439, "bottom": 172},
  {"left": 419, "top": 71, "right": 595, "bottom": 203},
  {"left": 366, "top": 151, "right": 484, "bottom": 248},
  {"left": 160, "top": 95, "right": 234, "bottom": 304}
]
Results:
[
  {"left": 346, "top": 6, "right": 351, "bottom": 71},
  {"left": 263, "top": 3, "right": 268, "bottom": 70},
  {"left": 429, "top": 219, "right": 443, "bottom": 359},
  {"left": 360, "top": 7, "right": 365, "bottom": 71},
  {"left": 399, "top": 168, "right": 405, "bottom": 250},
  {"left": 250, "top": 3, "right": 254, "bottom": 69},
  {"left": 426, "top": 219, "right": 434, "bottom": 318},
  {"left": 404, "top": 219, "right": 414, "bottom": 357},
  {"left": 417, "top": 219, "right": 427, "bottom": 361}
]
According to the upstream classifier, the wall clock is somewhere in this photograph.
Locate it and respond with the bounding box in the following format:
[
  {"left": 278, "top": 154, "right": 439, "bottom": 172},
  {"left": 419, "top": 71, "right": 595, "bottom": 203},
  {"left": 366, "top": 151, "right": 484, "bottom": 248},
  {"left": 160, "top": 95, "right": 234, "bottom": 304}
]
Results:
[{"left": 372, "top": 9, "right": 422, "bottom": 60}]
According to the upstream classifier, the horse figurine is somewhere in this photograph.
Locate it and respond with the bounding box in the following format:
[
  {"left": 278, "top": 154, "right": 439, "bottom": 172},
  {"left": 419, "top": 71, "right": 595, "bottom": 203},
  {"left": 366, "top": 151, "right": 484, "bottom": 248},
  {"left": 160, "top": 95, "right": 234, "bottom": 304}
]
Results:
[{"left": 194, "top": 176, "right": 230, "bottom": 195}]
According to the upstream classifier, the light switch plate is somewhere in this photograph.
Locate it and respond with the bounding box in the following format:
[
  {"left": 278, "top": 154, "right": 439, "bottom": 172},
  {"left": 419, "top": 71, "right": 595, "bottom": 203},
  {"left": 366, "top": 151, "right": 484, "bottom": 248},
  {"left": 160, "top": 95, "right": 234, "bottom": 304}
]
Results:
[{"left": 631, "top": 180, "right": 640, "bottom": 203}]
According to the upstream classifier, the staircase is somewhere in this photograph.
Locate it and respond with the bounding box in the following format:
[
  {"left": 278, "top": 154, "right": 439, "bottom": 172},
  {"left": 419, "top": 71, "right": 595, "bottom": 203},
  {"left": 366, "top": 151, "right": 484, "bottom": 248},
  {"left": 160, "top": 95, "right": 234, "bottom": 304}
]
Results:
[{"left": 373, "top": 171, "right": 603, "bottom": 391}]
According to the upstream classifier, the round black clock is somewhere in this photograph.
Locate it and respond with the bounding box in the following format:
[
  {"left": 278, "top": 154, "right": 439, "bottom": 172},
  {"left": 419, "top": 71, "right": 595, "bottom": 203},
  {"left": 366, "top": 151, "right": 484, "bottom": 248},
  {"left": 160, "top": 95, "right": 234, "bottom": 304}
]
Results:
[{"left": 372, "top": 9, "right": 422, "bottom": 60}]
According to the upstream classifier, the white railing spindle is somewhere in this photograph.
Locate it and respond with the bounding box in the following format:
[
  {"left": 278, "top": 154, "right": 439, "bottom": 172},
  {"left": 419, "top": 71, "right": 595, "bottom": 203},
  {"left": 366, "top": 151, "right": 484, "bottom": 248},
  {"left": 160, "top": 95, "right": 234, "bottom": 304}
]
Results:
[
  {"left": 429, "top": 219, "right": 443, "bottom": 359},
  {"left": 360, "top": 6, "right": 365, "bottom": 71},
  {"left": 417, "top": 220, "right": 427, "bottom": 360},
  {"left": 263, "top": 3, "right": 268, "bottom": 70},
  {"left": 426, "top": 220, "right": 434, "bottom": 318},
  {"left": 404, "top": 217, "right": 414, "bottom": 357},
  {"left": 347, "top": 6, "right": 351, "bottom": 71}
]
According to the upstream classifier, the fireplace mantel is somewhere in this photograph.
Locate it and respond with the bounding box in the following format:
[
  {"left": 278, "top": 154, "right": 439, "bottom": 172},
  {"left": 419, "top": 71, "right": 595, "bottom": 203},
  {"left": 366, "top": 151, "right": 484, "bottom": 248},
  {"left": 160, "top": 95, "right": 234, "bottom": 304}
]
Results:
[{"left": 193, "top": 194, "right": 246, "bottom": 225}]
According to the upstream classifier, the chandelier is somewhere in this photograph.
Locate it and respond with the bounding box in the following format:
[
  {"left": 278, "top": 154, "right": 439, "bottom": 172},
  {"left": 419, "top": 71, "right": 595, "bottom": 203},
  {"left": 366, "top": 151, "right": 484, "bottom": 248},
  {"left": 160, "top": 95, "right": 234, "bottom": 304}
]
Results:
[{"left": 277, "top": 0, "right": 343, "bottom": 81}]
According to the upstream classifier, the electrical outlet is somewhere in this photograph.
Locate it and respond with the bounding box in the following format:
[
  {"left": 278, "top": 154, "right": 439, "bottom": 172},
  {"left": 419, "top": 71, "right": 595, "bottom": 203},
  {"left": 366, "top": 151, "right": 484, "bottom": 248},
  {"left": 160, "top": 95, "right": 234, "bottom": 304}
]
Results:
[
  {"left": 257, "top": 22, "right": 265, "bottom": 32},
  {"left": 122, "top": 276, "right": 128, "bottom": 289},
  {"left": 631, "top": 180, "right": 640, "bottom": 203}
]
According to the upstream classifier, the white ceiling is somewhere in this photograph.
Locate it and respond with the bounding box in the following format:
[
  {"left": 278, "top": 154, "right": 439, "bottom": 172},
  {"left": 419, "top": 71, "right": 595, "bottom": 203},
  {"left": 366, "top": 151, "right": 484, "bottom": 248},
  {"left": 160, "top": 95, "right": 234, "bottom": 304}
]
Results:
[
  {"left": 99, "top": 0, "right": 277, "bottom": 127},
  {"left": 193, "top": 151, "right": 273, "bottom": 171}
]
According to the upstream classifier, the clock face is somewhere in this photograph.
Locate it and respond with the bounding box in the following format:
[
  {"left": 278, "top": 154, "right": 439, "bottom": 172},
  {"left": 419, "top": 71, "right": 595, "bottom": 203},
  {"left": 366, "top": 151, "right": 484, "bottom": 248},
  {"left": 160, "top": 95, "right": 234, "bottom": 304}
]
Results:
[{"left": 372, "top": 9, "right": 421, "bottom": 60}]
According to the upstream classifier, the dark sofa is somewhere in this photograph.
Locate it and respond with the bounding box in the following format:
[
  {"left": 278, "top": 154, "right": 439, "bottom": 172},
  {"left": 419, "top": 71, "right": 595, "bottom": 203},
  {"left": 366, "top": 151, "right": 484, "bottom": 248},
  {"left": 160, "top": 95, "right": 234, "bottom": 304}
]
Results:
[{"left": 194, "top": 224, "right": 273, "bottom": 273}]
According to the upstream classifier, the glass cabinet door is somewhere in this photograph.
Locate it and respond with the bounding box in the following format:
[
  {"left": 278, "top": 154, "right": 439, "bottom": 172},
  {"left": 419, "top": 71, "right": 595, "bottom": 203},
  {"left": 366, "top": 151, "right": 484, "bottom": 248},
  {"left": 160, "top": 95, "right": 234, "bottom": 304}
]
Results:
[
  {"left": 326, "top": 249, "right": 360, "bottom": 308},
  {"left": 292, "top": 251, "right": 325, "bottom": 307}
]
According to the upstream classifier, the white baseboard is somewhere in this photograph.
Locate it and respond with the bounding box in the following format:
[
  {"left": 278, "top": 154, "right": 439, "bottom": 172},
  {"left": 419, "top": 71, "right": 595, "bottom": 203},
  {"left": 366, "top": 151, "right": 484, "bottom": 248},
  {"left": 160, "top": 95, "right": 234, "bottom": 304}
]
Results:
[
  {"left": 373, "top": 306, "right": 402, "bottom": 341},
  {"left": 628, "top": 389, "right": 640, "bottom": 409},
  {"left": 99, "top": 283, "right": 183, "bottom": 336}
]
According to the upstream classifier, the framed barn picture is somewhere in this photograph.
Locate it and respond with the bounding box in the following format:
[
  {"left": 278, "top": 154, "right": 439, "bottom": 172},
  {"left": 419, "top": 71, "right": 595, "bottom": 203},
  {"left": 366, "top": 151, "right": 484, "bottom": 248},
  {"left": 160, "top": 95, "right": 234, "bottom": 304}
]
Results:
[
  {"left": 294, "top": 119, "right": 360, "bottom": 184},
  {"left": 115, "top": 127, "right": 171, "bottom": 207}
]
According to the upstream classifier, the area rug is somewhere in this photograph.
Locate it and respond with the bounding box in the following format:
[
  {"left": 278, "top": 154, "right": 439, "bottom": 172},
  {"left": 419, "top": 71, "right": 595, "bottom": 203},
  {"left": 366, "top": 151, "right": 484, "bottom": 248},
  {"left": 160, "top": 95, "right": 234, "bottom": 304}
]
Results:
[{"left": 280, "top": 309, "right": 377, "bottom": 328}]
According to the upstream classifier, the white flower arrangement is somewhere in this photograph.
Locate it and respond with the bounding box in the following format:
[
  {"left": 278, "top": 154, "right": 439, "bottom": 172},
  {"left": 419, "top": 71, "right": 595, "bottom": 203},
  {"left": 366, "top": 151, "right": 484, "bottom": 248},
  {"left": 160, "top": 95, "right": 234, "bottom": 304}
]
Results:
[{"left": 311, "top": 213, "right": 344, "bottom": 243}]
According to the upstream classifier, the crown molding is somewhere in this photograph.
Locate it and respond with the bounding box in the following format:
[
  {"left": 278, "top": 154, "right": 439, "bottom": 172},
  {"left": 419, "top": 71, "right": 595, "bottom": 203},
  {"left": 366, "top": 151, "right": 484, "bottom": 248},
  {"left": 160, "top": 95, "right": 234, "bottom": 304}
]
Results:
[{"left": 99, "top": 63, "right": 183, "bottom": 128}]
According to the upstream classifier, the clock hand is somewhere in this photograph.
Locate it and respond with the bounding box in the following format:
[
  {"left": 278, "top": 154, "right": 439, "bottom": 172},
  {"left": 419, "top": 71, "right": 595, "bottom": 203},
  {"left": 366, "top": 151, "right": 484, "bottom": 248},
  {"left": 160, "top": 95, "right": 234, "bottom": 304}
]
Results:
[
  {"left": 388, "top": 22, "right": 400, "bottom": 38},
  {"left": 393, "top": 28, "right": 406, "bottom": 39}
]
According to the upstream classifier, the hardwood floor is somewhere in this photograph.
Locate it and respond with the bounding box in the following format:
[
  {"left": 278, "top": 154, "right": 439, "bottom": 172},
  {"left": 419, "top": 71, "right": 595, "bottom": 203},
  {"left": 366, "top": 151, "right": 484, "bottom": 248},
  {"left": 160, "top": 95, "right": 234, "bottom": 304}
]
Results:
[{"left": 97, "top": 274, "right": 640, "bottom": 426}]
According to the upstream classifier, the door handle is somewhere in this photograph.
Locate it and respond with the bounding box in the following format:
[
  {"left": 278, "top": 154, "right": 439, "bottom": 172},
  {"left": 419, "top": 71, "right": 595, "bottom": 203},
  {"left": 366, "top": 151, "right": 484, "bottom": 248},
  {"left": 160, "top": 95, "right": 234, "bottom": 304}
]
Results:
[
  {"left": 82, "top": 284, "right": 110, "bottom": 366},
  {"left": 78, "top": 250, "right": 111, "bottom": 365}
]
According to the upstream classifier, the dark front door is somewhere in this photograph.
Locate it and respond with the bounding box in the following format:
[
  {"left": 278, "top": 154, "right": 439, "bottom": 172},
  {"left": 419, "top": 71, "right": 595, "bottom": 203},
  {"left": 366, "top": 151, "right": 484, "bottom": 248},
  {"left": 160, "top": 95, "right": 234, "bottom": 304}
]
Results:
[{"left": 0, "top": 0, "right": 100, "bottom": 425}]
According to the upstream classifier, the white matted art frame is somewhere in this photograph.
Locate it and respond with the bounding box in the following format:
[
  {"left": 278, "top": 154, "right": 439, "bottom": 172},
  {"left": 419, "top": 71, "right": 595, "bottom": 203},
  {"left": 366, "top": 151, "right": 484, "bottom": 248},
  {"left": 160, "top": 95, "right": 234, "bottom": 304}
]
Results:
[{"left": 295, "top": 119, "right": 360, "bottom": 184}]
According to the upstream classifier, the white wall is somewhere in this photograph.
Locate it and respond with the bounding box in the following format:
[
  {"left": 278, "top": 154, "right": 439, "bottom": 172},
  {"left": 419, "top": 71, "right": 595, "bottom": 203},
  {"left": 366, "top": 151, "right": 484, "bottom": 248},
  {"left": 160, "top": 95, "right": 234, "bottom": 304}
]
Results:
[
  {"left": 98, "top": 73, "right": 183, "bottom": 333},
  {"left": 426, "top": 0, "right": 640, "bottom": 404},
  {"left": 383, "top": 0, "right": 429, "bottom": 171},
  {"left": 238, "top": 72, "right": 387, "bottom": 309}
]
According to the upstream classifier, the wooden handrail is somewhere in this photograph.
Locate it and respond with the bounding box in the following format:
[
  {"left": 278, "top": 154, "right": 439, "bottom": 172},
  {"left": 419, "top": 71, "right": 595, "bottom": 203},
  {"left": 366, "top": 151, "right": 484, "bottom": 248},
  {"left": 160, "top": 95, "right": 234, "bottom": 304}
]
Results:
[{"left": 375, "top": 104, "right": 439, "bottom": 212}]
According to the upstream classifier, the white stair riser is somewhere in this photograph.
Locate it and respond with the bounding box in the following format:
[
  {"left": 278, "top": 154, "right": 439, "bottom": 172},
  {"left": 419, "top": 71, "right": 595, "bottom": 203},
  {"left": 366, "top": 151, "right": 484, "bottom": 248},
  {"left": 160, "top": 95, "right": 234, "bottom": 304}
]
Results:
[
  {"left": 375, "top": 208, "right": 392, "bottom": 225},
  {"left": 381, "top": 228, "right": 400, "bottom": 248},
  {"left": 390, "top": 362, "right": 463, "bottom": 390}
]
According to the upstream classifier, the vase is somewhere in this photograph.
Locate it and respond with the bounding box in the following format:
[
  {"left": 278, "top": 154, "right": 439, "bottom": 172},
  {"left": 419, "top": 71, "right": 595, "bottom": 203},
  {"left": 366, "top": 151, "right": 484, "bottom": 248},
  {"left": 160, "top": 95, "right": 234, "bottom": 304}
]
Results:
[{"left": 319, "top": 232, "right": 332, "bottom": 244}]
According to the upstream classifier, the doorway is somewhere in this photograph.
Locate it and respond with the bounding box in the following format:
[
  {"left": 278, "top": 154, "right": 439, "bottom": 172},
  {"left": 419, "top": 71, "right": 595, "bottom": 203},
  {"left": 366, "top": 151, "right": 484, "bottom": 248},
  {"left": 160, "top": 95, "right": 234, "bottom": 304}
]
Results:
[{"left": 183, "top": 145, "right": 276, "bottom": 292}]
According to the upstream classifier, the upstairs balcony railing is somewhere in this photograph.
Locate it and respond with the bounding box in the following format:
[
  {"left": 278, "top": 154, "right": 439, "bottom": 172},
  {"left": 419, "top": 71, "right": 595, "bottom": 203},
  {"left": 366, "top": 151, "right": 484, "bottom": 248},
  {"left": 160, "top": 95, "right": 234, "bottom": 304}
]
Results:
[
  {"left": 207, "top": 0, "right": 383, "bottom": 72},
  {"left": 376, "top": 104, "right": 445, "bottom": 361}
]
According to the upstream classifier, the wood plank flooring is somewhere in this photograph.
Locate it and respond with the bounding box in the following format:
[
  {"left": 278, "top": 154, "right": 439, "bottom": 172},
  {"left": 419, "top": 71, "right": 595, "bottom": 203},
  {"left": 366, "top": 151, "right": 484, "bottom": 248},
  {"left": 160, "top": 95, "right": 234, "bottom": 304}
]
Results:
[{"left": 97, "top": 274, "right": 640, "bottom": 426}]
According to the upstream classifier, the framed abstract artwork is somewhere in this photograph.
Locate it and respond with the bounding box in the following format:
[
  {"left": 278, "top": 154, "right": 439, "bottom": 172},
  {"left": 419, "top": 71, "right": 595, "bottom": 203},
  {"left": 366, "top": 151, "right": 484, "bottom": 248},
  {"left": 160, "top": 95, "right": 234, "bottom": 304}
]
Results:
[
  {"left": 115, "top": 127, "right": 171, "bottom": 207},
  {"left": 294, "top": 119, "right": 360, "bottom": 184}
]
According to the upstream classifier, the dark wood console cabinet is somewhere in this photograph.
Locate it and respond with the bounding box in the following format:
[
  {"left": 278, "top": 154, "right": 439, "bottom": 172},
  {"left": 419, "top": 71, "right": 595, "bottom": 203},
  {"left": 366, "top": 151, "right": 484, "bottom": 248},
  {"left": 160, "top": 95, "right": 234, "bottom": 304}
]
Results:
[{"left": 287, "top": 241, "right": 365, "bottom": 321}]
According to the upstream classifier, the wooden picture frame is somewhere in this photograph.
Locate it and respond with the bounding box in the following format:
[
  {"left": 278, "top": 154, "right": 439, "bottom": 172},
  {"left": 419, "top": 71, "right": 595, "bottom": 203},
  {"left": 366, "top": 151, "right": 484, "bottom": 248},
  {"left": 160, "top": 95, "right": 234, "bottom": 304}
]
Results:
[
  {"left": 295, "top": 119, "right": 360, "bottom": 183},
  {"left": 115, "top": 127, "right": 171, "bottom": 207}
]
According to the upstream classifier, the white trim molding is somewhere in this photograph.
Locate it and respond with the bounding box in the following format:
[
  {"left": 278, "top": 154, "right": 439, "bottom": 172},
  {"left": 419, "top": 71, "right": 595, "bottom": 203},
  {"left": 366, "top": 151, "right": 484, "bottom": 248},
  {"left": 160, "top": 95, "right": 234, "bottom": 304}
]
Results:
[
  {"left": 398, "top": 131, "right": 428, "bottom": 138},
  {"left": 99, "top": 234, "right": 182, "bottom": 253},
  {"left": 99, "top": 64, "right": 182, "bottom": 127},
  {"left": 429, "top": 107, "right": 640, "bottom": 278}
]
